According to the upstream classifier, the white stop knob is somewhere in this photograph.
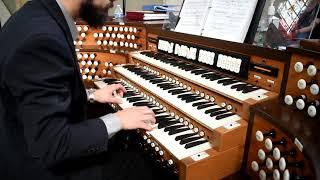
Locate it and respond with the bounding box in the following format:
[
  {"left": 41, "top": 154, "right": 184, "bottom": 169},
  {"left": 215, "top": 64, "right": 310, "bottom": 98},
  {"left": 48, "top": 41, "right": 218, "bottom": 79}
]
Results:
[
  {"left": 102, "top": 26, "right": 107, "bottom": 31},
  {"left": 283, "top": 169, "right": 290, "bottom": 180},
  {"left": 114, "top": 27, "right": 118, "bottom": 31},
  {"left": 87, "top": 61, "right": 92, "bottom": 66},
  {"left": 265, "top": 138, "right": 273, "bottom": 151},
  {"left": 90, "top": 54, "right": 95, "bottom": 59},
  {"left": 307, "top": 65, "right": 317, "bottom": 77},
  {"left": 296, "top": 99, "right": 306, "bottom": 110},
  {"left": 83, "top": 26, "right": 89, "bottom": 31},
  {"left": 82, "top": 74, "right": 87, "bottom": 80},
  {"left": 308, "top": 105, "right": 317, "bottom": 117},
  {"left": 294, "top": 62, "right": 304, "bottom": 73},
  {"left": 284, "top": 95, "right": 294, "bottom": 105},
  {"left": 258, "top": 149, "right": 266, "bottom": 161},
  {"left": 266, "top": 157, "right": 273, "bottom": 170},
  {"left": 251, "top": 161, "right": 259, "bottom": 172},
  {"left": 256, "top": 131, "right": 264, "bottom": 142},
  {"left": 279, "top": 157, "right": 286, "bottom": 171},
  {"left": 108, "top": 26, "right": 113, "bottom": 31},
  {"left": 81, "top": 61, "right": 86, "bottom": 66},
  {"left": 273, "top": 147, "right": 281, "bottom": 160},
  {"left": 259, "top": 170, "right": 266, "bottom": 180},
  {"left": 297, "top": 79, "right": 307, "bottom": 90},
  {"left": 310, "top": 84, "right": 319, "bottom": 95},
  {"left": 93, "top": 33, "right": 98, "bottom": 38},
  {"left": 77, "top": 53, "right": 83, "bottom": 60},
  {"left": 273, "top": 169, "right": 280, "bottom": 180}
]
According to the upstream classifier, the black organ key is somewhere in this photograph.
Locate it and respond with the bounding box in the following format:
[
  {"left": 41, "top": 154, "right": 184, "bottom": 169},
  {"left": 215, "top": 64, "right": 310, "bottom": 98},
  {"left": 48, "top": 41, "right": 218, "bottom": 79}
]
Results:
[
  {"left": 132, "top": 102, "right": 154, "bottom": 107},
  {"left": 150, "top": 79, "right": 167, "bottom": 84},
  {"left": 180, "top": 95, "right": 199, "bottom": 101},
  {"left": 123, "top": 91, "right": 139, "bottom": 98},
  {"left": 205, "top": 107, "right": 225, "bottom": 114},
  {"left": 156, "top": 117, "right": 175, "bottom": 124},
  {"left": 192, "top": 101, "right": 211, "bottom": 107},
  {"left": 210, "top": 110, "right": 229, "bottom": 117},
  {"left": 185, "top": 140, "right": 208, "bottom": 149},
  {"left": 127, "top": 97, "right": 145, "bottom": 102},
  {"left": 216, "top": 112, "right": 235, "bottom": 120},
  {"left": 170, "top": 89, "right": 189, "bottom": 95},
  {"left": 191, "top": 69, "right": 210, "bottom": 75},
  {"left": 153, "top": 109, "right": 165, "bottom": 115},
  {"left": 179, "top": 136, "right": 203, "bottom": 145},
  {"left": 158, "top": 120, "right": 180, "bottom": 129},
  {"left": 185, "top": 97, "right": 205, "bottom": 103},
  {"left": 197, "top": 103, "right": 217, "bottom": 110},
  {"left": 168, "top": 127, "right": 190, "bottom": 135},
  {"left": 177, "top": 94, "right": 194, "bottom": 99},
  {"left": 175, "top": 132, "right": 198, "bottom": 141},
  {"left": 164, "top": 124, "right": 185, "bottom": 132}
]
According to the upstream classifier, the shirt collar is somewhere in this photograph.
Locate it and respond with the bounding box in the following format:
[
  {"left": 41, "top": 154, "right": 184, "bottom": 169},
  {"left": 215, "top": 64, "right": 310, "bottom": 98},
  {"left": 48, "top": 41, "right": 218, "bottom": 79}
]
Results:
[{"left": 56, "top": 0, "right": 77, "bottom": 41}]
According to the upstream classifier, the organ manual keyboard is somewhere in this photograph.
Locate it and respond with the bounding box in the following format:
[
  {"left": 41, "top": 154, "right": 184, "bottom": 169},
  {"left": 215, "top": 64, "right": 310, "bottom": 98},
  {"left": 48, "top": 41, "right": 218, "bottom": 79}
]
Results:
[{"left": 94, "top": 30, "right": 291, "bottom": 180}]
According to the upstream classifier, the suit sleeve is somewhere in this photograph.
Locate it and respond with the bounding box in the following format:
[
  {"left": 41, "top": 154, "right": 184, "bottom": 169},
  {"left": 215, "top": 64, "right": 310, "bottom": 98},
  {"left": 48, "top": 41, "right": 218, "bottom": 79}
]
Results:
[{"left": 5, "top": 33, "right": 109, "bottom": 168}]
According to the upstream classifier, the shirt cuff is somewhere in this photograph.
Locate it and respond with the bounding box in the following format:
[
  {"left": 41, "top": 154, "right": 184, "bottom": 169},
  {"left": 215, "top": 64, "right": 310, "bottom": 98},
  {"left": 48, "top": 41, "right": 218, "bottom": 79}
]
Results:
[{"left": 100, "top": 113, "right": 122, "bottom": 139}]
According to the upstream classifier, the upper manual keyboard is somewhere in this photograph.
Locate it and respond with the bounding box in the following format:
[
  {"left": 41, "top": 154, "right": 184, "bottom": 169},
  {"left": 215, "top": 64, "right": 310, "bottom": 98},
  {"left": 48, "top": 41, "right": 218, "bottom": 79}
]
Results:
[{"left": 131, "top": 51, "right": 269, "bottom": 103}]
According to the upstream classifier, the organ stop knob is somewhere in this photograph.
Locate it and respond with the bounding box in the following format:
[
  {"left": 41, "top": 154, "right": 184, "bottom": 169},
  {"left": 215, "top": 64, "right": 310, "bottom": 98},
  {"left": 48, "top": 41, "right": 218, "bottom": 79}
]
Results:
[
  {"left": 255, "top": 129, "right": 276, "bottom": 142},
  {"left": 294, "top": 62, "right": 304, "bottom": 73}
]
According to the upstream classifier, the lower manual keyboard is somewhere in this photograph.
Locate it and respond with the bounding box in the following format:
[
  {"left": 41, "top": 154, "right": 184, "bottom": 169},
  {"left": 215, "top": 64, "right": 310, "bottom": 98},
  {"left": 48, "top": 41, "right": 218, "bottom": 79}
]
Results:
[
  {"left": 94, "top": 79, "right": 212, "bottom": 160},
  {"left": 113, "top": 65, "right": 242, "bottom": 131}
]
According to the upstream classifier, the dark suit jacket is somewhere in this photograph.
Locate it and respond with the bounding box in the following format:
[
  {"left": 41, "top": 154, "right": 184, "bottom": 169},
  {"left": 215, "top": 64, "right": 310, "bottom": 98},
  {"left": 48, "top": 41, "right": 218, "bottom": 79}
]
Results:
[{"left": 0, "top": 0, "right": 110, "bottom": 179}]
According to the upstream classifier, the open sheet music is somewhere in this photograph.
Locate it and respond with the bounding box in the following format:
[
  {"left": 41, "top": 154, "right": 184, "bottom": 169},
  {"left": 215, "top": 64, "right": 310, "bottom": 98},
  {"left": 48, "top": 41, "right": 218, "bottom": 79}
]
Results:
[{"left": 175, "top": 0, "right": 259, "bottom": 43}]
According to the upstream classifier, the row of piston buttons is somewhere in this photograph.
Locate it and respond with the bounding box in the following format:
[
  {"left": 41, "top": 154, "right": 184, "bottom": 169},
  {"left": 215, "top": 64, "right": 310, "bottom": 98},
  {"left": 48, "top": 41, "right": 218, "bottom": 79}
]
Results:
[
  {"left": 94, "top": 33, "right": 139, "bottom": 40},
  {"left": 143, "top": 66, "right": 233, "bottom": 111},
  {"left": 81, "top": 74, "right": 103, "bottom": 80},
  {"left": 76, "top": 26, "right": 89, "bottom": 32},
  {"left": 77, "top": 53, "right": 96, "bottom": 60},
  {"left": 96, "top": 40, "right": 140, "bottom": 49},
  {"left": 101, "top": 26, "right": 141, "bottom": 33},
  {"left": 120, "top": 79, "right": 206, "bottom": 136}
]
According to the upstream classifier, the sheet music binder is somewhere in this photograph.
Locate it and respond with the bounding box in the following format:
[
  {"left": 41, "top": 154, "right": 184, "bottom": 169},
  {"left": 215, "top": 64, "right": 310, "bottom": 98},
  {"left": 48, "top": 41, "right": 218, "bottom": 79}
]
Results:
[{"left": 174, "top": 0, "right": 261, "bottom": 43}]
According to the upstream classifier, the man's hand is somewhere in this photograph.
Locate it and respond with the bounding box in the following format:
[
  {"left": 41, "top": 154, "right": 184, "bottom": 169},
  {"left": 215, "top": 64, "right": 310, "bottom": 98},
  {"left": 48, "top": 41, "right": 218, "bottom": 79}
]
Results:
[
  {"left": 115, "top": 107, "right": 156, "bottom": 131},
  {"left": 94, "top": 84, "right": 126, "bottom": 104}
]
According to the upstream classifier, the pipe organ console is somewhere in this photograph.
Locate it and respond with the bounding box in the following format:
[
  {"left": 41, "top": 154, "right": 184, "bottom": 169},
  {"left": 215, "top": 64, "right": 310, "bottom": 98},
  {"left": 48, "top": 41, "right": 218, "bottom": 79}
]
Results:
[
  {"left": 92, "top": 29, "right": 290, "bottom": 179},
  {"left": 76, "top": 22, "right": 319, "bottom": 179}
]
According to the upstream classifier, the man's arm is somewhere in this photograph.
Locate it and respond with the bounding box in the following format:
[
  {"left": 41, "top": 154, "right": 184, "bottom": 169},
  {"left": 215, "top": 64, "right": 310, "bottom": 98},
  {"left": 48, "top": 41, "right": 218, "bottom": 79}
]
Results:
[{"left": 4, "top": 33, "right": 109, "bottom": 168}]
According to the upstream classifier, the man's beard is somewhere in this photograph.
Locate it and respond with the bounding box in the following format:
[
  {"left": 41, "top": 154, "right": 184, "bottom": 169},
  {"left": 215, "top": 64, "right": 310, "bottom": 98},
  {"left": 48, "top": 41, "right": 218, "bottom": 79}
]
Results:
[{"left": 79, "top": 0, "right": 114, "bottom": 27}]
